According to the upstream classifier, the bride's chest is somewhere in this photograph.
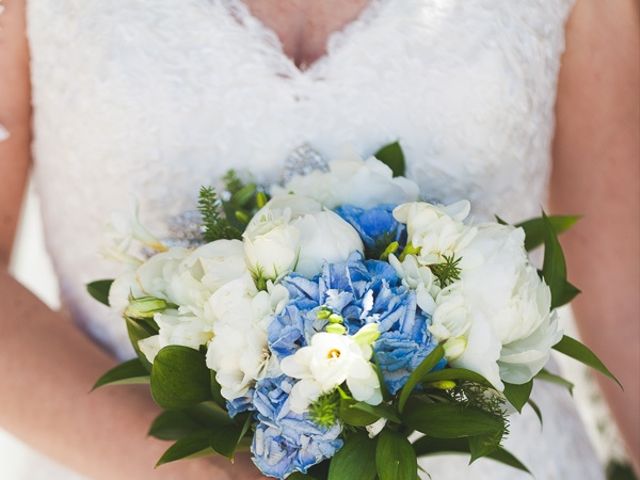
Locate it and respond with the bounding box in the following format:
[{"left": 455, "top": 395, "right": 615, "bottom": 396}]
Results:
[{"left": 28, "top": 0, "right": 572, "bottom": 222}]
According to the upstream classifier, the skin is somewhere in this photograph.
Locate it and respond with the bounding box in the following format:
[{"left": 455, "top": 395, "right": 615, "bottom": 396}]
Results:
[{"left": 0, "top": 0, "right": 638, "bottom": 477}]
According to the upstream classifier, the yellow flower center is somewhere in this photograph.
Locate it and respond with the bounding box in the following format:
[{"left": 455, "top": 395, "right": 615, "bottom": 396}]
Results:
[{"left": 327, "top": 348, "right": 341, "bottom": 359}]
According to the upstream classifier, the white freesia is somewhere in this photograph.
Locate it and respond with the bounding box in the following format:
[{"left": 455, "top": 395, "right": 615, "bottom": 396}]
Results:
[
  {"left": 366, "top": 418, "right": 388, "bottom": 439},
  {"left": 103, "top": 201, "right": 166, "bottom": 265},
  {"left": 273, "top": 150, "right": 419, "bottom": 209},
  {"left": 430, "top": 283, "right": 473, "bottom": 342},
  {"left": 292, "top": 210, "right": 364, "bottom": 277},
  {"left": 206, "top": 275, "right": 289, "bottom": 400},
  {"left": 393, "top": 201, "right": 476, "bottom": 265},
  {"left": 138, "top": 311, "right": 213, "bottom": 363},
  {"left": 280, "top": 324, "right": 382, "bottom": 414},
  {"left": 388, "top": 253, "right": 439, "bottom": 314}
]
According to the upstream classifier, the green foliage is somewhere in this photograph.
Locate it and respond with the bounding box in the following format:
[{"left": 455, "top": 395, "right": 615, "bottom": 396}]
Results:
[
  {"left": 148, "top": 402, "right": 233, "bottom": 441},
  {"left": 374, "top": 141, "right": 405, "bottom": 177},
  {"left": 553, "top": 335, "right": 622, "bottom": 388},
  {"left": 502, "top": 381, "right": 533, "bottom": 413},
  {"left": 125, "top": 315, "right": 157, "bottom": 372},
  {"left": 86, "top": 279, "right": 114, "bottom": 306},
  {"left": 516, "top": 215, "right": 580, "bottom": 251},
  {"left": 156, "top": 431, "right": 213, "bottom": 467},
  {"left": 92, "top": 358, "right": 149, "bottom": 390},
  {"left": 197, "top": 186, "right": 242, "bottom": 242},
  {"left": 150, "top": 346, "right": 212, "bottom": 409},
  {"left": 540, "top": 211, "right": 581, "bottom": 309},
  {"left": 328, "top": 432, "right": 377, "bottom": 480},
  {"left": 535, "top": 368, "right": 574, "bottom": 395},
  {"left": 398, "top": 344, "right": 445, "bottom": 412},
  {"left": 223, "top": 169, "right": 244, "bottom": 195},
  {"left": 403, "top": 400, "right": 506, "bottom": 439},
  {"left": 420, "top": 367, "right": 492, "bottom": 387},
  {"left": 375, "top": 430, "right": 417, "bottom": 480},
  {"left": 339, "top": 397, "right": 380, "bottom": 427},
  {"left": 209, "top": 413, "right": 252, "bottom": 459},
  {"left": 430, "top": 255, "right": 462, "bottom": 288},
  {"left": 412, "top": 437, "right": 530, "bottom": 474},
  {"left": 310, "top": 391, "right": 341, "bottom": 428}
]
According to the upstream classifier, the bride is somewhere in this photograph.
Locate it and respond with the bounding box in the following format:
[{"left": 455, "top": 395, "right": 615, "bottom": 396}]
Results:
[{"left": 0, "top": 0, "right": 638, "bottom": 478}]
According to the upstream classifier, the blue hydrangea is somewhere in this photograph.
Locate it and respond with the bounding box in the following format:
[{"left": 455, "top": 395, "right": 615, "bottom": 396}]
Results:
[
  {"left": 335, "top": 204, "right": 406, "bottom": 257},
  {"left": 268, "top": 252, "right": 443, "bottom": 394},
  {"left": 226, "top": 392, "right": 254, "bottom": 418},
  {"left": 250, "top": 375, "right": 343, "bottom": 478}
]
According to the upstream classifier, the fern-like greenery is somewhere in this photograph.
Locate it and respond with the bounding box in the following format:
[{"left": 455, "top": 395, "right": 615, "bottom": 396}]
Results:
[
  {"left": 431, "top": 254, "right": 462, "bottom": 287},
  {"left": 197, "top": 186, "right": 242, "bottom": 242}
]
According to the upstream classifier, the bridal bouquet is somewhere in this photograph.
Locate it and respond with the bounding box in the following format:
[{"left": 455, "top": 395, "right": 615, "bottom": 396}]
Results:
[{"left": 89, "top": 143, "right": 617, "bottom": 479}]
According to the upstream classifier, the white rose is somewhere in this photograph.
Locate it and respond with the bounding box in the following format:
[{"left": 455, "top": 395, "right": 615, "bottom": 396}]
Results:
[
  {"left": 243, "top": 201, "right": 304, "bottom": 280},
  {"left": 135, "top": 247, "right": 189, "bottom": 302},
  {"left": 138, "top": 311, "right": 213, "bottom": 363},
  {"left": 167, "top": 239, "right": 247, "bottom": 312},
  {"left": 293, "top": 210, "right": 364, "bottom": 277},
  {"left": 280, "top": 325, "right": 382, "bottom": 413},
  {"left": 273, "top": 150, "right": 419, "bottom": 209}
]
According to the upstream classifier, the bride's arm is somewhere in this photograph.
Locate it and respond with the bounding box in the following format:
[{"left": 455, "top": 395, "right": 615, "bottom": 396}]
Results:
[
  {"left": 551, "top": 0, "right": 639, "bottom": 469},
  {"left": 0, "top": 3, "right": 263, "bottom": 479}
]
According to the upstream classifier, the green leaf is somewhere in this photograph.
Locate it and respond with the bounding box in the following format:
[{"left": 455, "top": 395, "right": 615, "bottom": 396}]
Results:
[
  {"left": 339, "top": 398, "right": 380, "bottom": 427},
  {"left": 231, "top": 183, "right": 257, "bottom": 206},
  {"left": 148, "top": 403, "right": 233, "bottom": 441},
  {"left": 375, "top": 430, "right": 417, "bottom": 480},
  {"left": 155, "top": 431, "right": 213, "bottom": 467},
  {"left": 517, "top": 215, "right": 580, "bottom": 251},
  {"left": 527, "top": 399, "right": 543, "bottom": 427},
  {"left": 92, "top": 358, "right": 149, "bottom": 390},
  {"left": 502, "top": 381, "right": 533, "bottom": 413},
  {"left": 403, "top": 401, "right": 504, "bottom": 439},
  {"left": 539, "top": 212, "right": 580, "bottom": 309},
  {"left": 151, "top": 346, "right": 212, "bottom": 409},
  {"left": 209, "top": 370, "right": 226, "bottom": 408},
  {"left": 421, "top": 368, "right": 492, "bottom": 387},
  {"left": 468, "top": 430, "right": 502, "bottom": 463},
  {"left": 374, "top": 141, "right": 405, "bottom": 177},
  {"left": 553, "top": 335, "right": 622, "bottom": 388},
  {"left": 86, "top": 279, "right": 114, "bottom": 306},
  {"left": 125, "top": 316, "right": 155, "bottom": 372},
  {"left": 535, "top": 368, "right": 574, "bottom": 395},
  {"left": 328, "top": 432, "right": 377, "bottom": 480},
  {"left": 412, "top": 437, "right": 530, "bottom": 474},
  {"left": 398, "top": 345, "right": 445, "bottom": 412},
  {"left": 349, "top": 402, "right": 401, "bottom": 424},
  {"left": 148, "top": 410, "right": 206, "bottom": 441},
  {"left": 209, "top": 413, "right": 252, "bottom": 459}
]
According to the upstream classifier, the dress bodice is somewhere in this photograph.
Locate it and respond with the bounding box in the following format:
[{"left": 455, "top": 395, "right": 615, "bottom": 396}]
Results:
[{"left": 21, "top": 1, "right": 606, "bottom": 478}]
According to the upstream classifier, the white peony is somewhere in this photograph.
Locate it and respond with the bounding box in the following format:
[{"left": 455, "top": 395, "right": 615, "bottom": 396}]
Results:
[
  {"left": 205, "top": 275, "right": 289, "bottom": 400},
  {"left": 393, "top": 201, "right": 477, "bottom": 265},
  {"left": 273, "top": 150, "right": 419, "bottom": 209},
  {"left": 138, "top": 311, "right": 213, "bottom": 363},
  {"left": 280, "top": 325, "right": 382, "bottom": 413},
  {"left": 292, "top": 210, "right": 364, "bottom": 278}
]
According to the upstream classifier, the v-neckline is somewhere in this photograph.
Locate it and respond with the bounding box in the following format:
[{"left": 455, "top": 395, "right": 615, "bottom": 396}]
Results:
[{"left": 222, "top": 0, "right": 388, "bottom": 79}]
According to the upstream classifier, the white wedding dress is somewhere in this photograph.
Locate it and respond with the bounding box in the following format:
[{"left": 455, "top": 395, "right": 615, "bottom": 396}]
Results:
[{"left": 2, "top": 0, "right": 606, "bottom": 478}]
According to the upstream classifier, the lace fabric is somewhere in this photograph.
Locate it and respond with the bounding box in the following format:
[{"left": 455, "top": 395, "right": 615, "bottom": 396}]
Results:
[{"left": 21, "top": 0, "right": 606, "bottom": 478}]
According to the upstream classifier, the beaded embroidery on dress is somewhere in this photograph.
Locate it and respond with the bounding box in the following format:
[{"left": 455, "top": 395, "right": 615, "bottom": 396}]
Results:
[{"left": 16, "top": 0, "right": 607, "bottom": 478}]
